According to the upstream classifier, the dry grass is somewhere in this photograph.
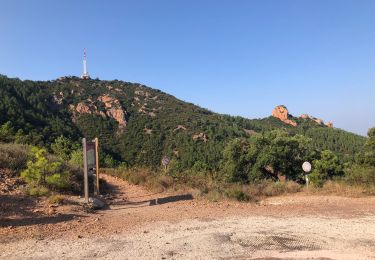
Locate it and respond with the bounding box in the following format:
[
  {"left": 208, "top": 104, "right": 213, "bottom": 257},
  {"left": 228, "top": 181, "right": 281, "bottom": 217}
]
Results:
[
  {"left": 103, "top": 167, "right": 306, "bottom": 202},
  {"left": 305, "top": 180, "right": 375, "bottom": 197}
]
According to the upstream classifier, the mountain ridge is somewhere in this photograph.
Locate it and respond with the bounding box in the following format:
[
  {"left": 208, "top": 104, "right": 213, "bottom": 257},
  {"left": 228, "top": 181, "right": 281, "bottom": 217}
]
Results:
[{"left": 0, "top": 74, "right": 366, "bottom": 170}]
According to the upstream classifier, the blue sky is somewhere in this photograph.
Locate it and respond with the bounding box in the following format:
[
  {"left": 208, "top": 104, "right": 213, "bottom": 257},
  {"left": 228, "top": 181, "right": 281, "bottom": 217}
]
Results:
[{"left": 1, "top": 0, "right": 374, "bottom": 135}]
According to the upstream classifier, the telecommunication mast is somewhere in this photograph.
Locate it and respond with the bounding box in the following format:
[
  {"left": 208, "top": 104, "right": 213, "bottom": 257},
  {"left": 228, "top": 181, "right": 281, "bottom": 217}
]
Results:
[{"left": 81, "top": 48, "right": 90, "bottom": 79}]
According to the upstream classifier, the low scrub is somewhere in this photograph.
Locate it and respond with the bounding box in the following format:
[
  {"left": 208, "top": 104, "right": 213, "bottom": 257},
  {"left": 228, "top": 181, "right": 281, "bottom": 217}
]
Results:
[
  {"left": 225, "top": 186, "right": 252, "bottom": 202},
  {"left": 104, "top": 167, "right": 304, "bottom": 202},
  {"left": 344, "top": 165, "right": 375, "bottom": 187},
  {"left": 307, "top": 180, "right": 375, "bottom": 197},
  {"left": 24, "top": 186, "right": 49, "bottom": 196},
  {"left": 48, "top": 194, "right": 64, "bottom": 204},
  {"left": 0, "top": 143, "right": 30, "bottom": 173}
]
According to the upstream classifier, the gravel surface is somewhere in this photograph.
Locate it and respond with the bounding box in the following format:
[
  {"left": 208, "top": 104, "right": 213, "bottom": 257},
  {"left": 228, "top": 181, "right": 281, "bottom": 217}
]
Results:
[{"left": 1, "top": 174, "right": 375, "bottom": 259}]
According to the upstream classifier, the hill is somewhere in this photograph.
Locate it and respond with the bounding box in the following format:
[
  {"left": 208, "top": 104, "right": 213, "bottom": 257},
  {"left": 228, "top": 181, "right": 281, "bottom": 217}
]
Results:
[{"left": 0, "top": 75, "right": 366, "bottom": 172}]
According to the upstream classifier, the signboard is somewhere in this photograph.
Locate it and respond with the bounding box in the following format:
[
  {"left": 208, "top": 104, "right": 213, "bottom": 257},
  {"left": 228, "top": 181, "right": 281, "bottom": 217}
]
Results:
[
  {"left": 86, "top": 142, "right": 96, "bottom": 170},
  {"left": 302, "top": 161, "right": 312, "bottom": 173},
  {"left": 82, "top": 137, "right": 100, "bottom": 203},
  {"left": 162, "top": 156, "right": 170, "bottom": 166}
]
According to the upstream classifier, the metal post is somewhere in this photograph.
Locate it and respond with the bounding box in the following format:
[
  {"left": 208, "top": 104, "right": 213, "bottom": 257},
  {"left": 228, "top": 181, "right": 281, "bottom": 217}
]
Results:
[
  {"left": 82, "top": 138, "right": 89, "bottom": 203},
  {"left": 306, "top": 174, "right": 309, "bottom": 188},
  {"left": 95, "top": 137, "right": 100, "bottom": 195}
]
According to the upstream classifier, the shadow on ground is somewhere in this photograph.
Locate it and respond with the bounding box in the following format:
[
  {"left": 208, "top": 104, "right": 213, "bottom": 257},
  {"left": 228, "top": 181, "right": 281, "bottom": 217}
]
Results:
[
  {"left": 0, "top": 194, "right": 87, "bottom": 228},
  {"left": 110, "top": 194, "right": 193, "bottom": 210},
  {"left": 0, "top": 213, "right": 87, "bottom": 228}
]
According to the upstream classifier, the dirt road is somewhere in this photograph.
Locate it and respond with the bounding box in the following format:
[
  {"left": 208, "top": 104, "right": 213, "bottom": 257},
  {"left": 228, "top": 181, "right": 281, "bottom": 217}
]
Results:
[{"left": 1, "top": 175, "right": 375, "bottom": 259}]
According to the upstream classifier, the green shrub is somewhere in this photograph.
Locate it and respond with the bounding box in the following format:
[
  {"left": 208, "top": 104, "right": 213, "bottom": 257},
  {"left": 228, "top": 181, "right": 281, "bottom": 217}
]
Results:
[
  {"left": 46, "top": 172, "right": 70, "bottom": 189},
  {"left": 0, "top": 143, "right": 30, "bottom": 172},
  {"left": 21, "top": 147, "right": 74, "bottom": 192},
  {"left": 310, "top": 150, "right": 343, "bottom": 187},
  {"left": 21, "top": 147, "right": 62, "bottom": 185},
  {"left": 345, "top": 165, "right": 375, "bottom": 187},
  {"left": 24, "top": 186, "right": 49, "bottom": 196},
  {"left": 51, "top": 135, "right": 79, "bottom": 161},
  {"left": 69, "top": 149, "right": 83, "bottom": 168}
]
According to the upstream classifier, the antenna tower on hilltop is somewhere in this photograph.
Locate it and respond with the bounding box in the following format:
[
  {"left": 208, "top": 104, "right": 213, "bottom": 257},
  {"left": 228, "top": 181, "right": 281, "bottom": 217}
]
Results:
[{"left": 81, "top": 48, "right": 90, "bottom": 79}]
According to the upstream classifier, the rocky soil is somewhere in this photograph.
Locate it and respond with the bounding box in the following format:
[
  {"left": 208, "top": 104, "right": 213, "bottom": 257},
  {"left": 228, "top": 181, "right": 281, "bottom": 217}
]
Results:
[{"left": 1, "top": 174, "right": 375, "bottom": 259}]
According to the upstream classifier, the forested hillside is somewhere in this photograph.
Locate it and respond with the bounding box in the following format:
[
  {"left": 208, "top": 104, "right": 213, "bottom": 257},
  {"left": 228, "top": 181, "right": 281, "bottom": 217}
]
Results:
[{"left": 0, "top": 74, "right": 366, "bottom": 174}]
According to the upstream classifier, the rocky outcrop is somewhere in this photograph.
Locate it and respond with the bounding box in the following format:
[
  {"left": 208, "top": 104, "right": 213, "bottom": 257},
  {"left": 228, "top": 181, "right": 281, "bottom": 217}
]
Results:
[
  {"left": 300, "top": 114, "right": 333, "bottom": 128},
  {"left": 144, "top": 128, "right": 153, "bottom": 135},
  {"left": 325, "top": 122, "right": 333, "bottom": 128},
  {"left": 272, "top": 106, "right": 334, "bottom": 128},
  {"left": 271, "top": 105, "right": 297, "bottom": 126},
  {"left": 70, "top": 95, "right": 127, "bottom": 131},
  {"left": 97, "top": 95, "right": 127, "bottom": 129},
  {"left": 174, "top": 125, "right": 187, "bottom": 132},
  {"left": 193, "top": 133, "right": 208, "bottom": 142}
]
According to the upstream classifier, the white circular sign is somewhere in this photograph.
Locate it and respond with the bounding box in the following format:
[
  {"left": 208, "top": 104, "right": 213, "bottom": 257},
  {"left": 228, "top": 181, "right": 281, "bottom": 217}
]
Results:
[
  {"left": 302, "top": 161, "right": 312, "bottom": 173},
  {"left": 162, "top": 156, "right": 170, "bottom": 166}
]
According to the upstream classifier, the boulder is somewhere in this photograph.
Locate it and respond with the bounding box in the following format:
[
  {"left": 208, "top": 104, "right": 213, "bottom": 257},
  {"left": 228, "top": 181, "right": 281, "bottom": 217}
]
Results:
[{"left": 89, "top": 197, "right": 106, "bottom": 210}]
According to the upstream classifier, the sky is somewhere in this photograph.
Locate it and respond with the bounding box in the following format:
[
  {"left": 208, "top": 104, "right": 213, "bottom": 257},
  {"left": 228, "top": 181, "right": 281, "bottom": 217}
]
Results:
[{"left": 0, "top": 0, "right": 374, "bottom": 136}]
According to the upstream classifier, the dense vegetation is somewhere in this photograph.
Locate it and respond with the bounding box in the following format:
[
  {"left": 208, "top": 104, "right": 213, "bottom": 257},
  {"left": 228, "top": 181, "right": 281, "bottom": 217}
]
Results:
[{"left": 0, "top": 74, "right": 373, "bottom": 197}]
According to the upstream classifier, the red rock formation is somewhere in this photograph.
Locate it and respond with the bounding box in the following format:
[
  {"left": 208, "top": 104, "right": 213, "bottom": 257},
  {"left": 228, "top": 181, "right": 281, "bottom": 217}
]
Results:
[
  {"left": 271, "top": 105, "right": 297, "bottom": 126},
  {"left": 97, "top": 95, "right": 127, "bottom": 129},
  {"left": 70, "top": 95, "right": 127, "bottom": 131},
  {"left": 325, "top": 122, "right": 333, "bottom": 128},
  {"left": 300, "top": 113, "right": 333, "bottom": 128}
]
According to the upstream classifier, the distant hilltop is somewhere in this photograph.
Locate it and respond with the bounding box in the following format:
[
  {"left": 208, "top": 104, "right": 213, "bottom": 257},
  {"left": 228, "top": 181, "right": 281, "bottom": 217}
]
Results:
[{"left": 272, "top": 105, "right": 333, "bottom": 128}]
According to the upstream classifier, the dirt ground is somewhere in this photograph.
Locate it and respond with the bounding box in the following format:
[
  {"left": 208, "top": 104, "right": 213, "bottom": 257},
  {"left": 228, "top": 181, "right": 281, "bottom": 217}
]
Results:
[{"left": 1, "top": 174, "right": 375, "bottom": 259}]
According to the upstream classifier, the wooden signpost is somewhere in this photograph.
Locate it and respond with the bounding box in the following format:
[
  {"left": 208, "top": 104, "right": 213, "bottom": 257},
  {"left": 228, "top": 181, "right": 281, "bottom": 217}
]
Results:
[{"left": 82, "top": 137, "right": 100, "bottom": 203}]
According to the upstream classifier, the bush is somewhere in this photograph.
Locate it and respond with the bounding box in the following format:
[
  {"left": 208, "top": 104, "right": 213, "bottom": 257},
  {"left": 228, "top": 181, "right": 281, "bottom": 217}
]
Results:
[
  {"left": 206, "top": 189, "right": 222, "bottom": 202},
  {"left": 0, "top": 143, "right": 30, "bottom": 172},
  {"left": 225, "top": 186, "right": 251, "bottom": 201},
  {"left": 21, "top": 147, "right": 62, "bottom": 185},
  {"left": 69, "top": 149, "right": 83, "bottom": 168},
  {"left": 263, "top": 182, "right": 286, "bottom": 196},
  {"left": 24, "top": 186, "right": 49, "bottom": 196},
  {"left": 48, "top": 194, "right": 64, "bottom": 204},
  {"left": 21, "top": 147, "right": 77, "bottom": 194},
  {"left": 46, "top": 172, "right": 70, "bottom": 189},
  {"left": 345, "top": 165, "right": 375, "bottom": 187},
  {"left": 310, "top": 150, "right": 343, "bottom": 187}
]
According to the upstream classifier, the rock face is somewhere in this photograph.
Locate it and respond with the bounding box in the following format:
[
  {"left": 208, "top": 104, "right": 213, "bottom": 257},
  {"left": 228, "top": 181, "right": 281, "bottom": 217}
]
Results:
[
  {"left": 70, "top": 95, "right": 127, "bottom": 131},
  {"left": 325, "top": 122, "right": 333, "bottom": 128},
  {"left": 272, "top": 107, "right": 334, "bottom": 128},
  {"left": 193, "top": 133, "right": 208, "bottom": 142},
  {"left": 300, "top": 114, "right": 333, "bottom": 128},
  {"left": 97, "top": 95, "right": 127, "bottom": 129},
  {"left": 271, "top": 105, "right": 297, "bottom": 126}
]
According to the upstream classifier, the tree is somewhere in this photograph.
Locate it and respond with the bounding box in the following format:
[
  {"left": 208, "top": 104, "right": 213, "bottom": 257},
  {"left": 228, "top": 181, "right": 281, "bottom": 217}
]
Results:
[
  {"left": 309, "top": 150, "right": 343, "bottom": 187},
  {"left": 21, "top": 147, "right": 61, "bottom": 185},
  {"left": 361, "top": 127, "right": 375, "bottom": 166},
  {"left": 221, "top": 130, "right": 315, "bottom": 183},
  {"left": 0, "top": 121, "right": 14, "bottom": 142},
  {"left": 51, "top": 135, "right": 79, "bottom": 161},
  {"left": 69, "top": 149, "right": 83, "bottom": 168},
  {"left": 21, "top": 147, "right": 69, "bottom": 190}
]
